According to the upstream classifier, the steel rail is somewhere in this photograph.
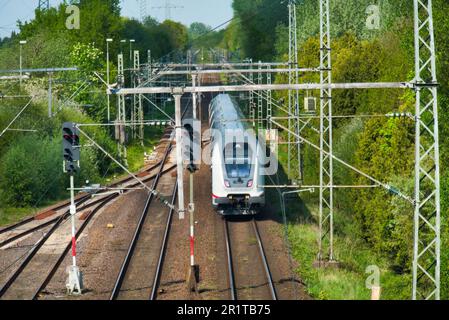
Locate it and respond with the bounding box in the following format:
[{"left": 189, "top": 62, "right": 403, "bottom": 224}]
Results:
[
  {"left": 0, "top": 217, "right": 34, "bottom": 235},
  {"left": 251, "top": 219, "right": 277, "bottom": 300},
  {"left": 32, "top": 193, "right": 119, "bottom": 300},
  {"left": 0, "top": 194, "right": 108, "bottom": 248},
  {"left": 0, "top": 194, "right": 91, "bottom": 235},
  {"left": 149, "top": 181, "right": 178, "bottom": 300},
  {"left": 0, "top": 217, "right": 60, "bottom": 249},
  {"left": 0, "top": 196, "right": 91, "bottom": 298},
  {"left": 0, "top": 192, "right": 125, "bottom": 248},
  {"left": 110, "top": 142, "right": 173, "bottom": 300},
  {"left": 224, "top": 219, "right": 236, "bottom": 300}
]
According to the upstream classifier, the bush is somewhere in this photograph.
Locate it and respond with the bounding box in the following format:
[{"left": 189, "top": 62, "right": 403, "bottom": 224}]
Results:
[
  {"left": 0, "top": 131, "right": 102, "bottom": 208},
  {"left": 0, "top": 135, "right": 63, "bottom": 207}
]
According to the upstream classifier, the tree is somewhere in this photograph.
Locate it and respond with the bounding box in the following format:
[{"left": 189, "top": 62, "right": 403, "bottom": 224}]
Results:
[
  {"left": 143, "top": 16, "right": 159, "bottom": 29},
  {"left": 230, "top": 0, "right": 288, "bottom": 60},
  {"left": 188, "top": 22, "right": 212, "bottom": 40},
  {"left": 160, "top": 20, "right": 189, "bottom": 51},
  {"left": 73, "top": 0, "right": 122, "bottom": 51}
]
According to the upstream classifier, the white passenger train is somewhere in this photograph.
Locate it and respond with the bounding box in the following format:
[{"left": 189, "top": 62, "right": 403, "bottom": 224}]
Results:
[{"left": 209, "top": 94, "right": 265, "bottom": 215}]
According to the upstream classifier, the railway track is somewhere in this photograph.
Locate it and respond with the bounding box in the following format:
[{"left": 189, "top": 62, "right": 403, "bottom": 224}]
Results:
[
  {"left": 224, "top": 217, "right": 277, "bottom": 300},
  {"left": 109, "top": 88, "right": 193, "bottom": 300},
  {"left": 150, "top": 181, "right": 177, "bottom": 300},
  {"left": 110, "top": 136, "right": 175, "bottom": 300}
]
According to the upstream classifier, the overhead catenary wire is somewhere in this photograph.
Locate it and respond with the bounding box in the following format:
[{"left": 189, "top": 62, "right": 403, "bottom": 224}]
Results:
[
  {"left": 0, "top": 97, "right": 34, "bottom": 138},
  {"left": 77, "top": 126, "right": 178, "bottom": 213}
]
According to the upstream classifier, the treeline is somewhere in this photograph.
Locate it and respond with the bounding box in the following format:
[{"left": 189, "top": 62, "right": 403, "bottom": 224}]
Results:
[{"left": 222, "top": 0, "right": 449, "bottom": 298}]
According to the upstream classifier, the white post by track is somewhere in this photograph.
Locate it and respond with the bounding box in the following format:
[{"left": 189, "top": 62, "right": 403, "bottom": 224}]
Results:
[
  {"left": 192, "top": 74, "right": 197, "bottom": 120},
  {"left": 67, "top": 174, "right": 83, "bottom": 295},
  {"left": 187, "top": 159, "right": 198, "bottom": 292},
  {"left": 106, "top": 38, "right": 112, "bottom": 122},
  {"left": 189, "top": 173, "right": 195, "bottom": 267},
  {"left": 48, "top": 72, "right": 52, "bottom": 117},
  {"left": 174, "top": 94, "right": 185, "bottom": 219}
]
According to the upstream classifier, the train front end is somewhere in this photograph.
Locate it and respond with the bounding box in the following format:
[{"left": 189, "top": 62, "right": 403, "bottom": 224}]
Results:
[{"left": 211, "top": 138, "right": 265, "bottom": 215}]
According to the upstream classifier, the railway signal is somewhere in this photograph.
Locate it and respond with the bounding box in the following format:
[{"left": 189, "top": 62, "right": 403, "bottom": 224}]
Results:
[
  {"left": 62, "top": 122, "right": 80, "bottom": 173},
  {"left": 62, "top": 122, "right": 83, "bottom": 295},
  {"left": 182, "top": 118, "right": 201, "bottom": 171},
  {"left": 182, "top": 118, "right": 200, "bottom": 291}
]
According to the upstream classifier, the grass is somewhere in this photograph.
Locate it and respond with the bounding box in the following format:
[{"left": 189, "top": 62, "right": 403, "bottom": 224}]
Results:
[
  {"left": 126, "top": 126, "right": 165, "bottom": 173},
  {"left": 287, "top": 213, "right": 411, "bottom": 300},
  {"left": 268, "top": 146, "right": 412, "bottom": 300}
]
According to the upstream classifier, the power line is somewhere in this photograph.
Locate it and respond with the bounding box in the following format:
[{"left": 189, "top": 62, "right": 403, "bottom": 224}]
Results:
[{"left": 151, "top": 0, "right": 183, "bottom": 21}]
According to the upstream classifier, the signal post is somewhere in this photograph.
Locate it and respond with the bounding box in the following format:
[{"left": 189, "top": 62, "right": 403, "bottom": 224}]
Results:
[{"left": 62, "top": 122, "right": 83, "bottom": 295}]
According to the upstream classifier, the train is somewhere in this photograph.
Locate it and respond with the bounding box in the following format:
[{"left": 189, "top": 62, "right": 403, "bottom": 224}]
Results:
[{"left": 209, "top": 94, "right": 265, "bottom": 215}]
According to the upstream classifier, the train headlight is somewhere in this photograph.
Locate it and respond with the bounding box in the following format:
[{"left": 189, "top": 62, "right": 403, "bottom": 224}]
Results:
[
  {"left": 247, "top": 180, "right": 253, "bottom": 187},
  {"left": 224, "top": 180, "right": 231, "bottom": 188}
]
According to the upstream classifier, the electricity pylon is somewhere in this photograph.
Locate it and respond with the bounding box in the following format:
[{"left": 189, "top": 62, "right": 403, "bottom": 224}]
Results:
[
  {"left": 288, "top": 0, "right": 302, "bottom": 184},
  {"left": 38, "top": 0, "right": 49, "bottom": 11},
  {"left": 151, "top": 0, "right": 184, "bottom": 21},
  {"left": 412, "top": 0, "right": 441, "bottom": 300},
  {"left": 318, "top": 0, "right": 334, "bottom": 263},
  {"left": 138, "top": 0, "right": 147, "bottom": 23}
]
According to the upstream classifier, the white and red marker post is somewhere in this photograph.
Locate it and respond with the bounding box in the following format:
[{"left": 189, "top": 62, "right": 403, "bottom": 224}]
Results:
[
  {"left": 187, "top": 170, "right": 198, "bottom": 292},
  {"left": 67, "top": 174, "right": 83, "bottom": 295}
]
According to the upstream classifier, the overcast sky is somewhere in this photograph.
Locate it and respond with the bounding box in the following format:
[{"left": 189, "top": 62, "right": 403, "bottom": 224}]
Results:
[{"left": 0, "top": 0, "right": 234, "bottom": 38}]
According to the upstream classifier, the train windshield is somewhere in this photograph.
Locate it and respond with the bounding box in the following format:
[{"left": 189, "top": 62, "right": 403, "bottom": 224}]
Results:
[{"left": 224, "top": 142, "right": 251, "bottom": 179}]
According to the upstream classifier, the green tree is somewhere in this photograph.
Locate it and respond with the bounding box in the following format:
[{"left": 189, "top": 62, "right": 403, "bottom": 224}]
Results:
[
  {"left": 160, "top": 20, "right": 189, "bottom": 51},
  {"left": 230, "top": 0, "right": 288, "bottom": 60},
  {"left": 188, "top": 22, "right": 212, "bottom": 40}
]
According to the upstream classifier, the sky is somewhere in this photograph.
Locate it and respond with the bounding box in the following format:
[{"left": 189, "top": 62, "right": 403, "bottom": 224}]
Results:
[{"left": 0, "top": 0, "right": 234, "bottom": 39}]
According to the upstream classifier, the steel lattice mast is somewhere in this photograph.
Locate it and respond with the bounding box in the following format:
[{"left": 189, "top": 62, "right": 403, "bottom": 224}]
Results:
[
  {"left": 258, "top": 62, "right": 263, "bottom": 129},
  {"left": 138, "top": 0, "right": 147, "bottom": 23},
  {"left": 288, "top": 1, "right": 302, "bottom": 183},
  {"left": 152, "top": 0, "right": 184, "bottom": 21},
  {"left": 117, "top": 54, "right": 128, "bottom": 166},
  {"left": 412, "top": 0, "right": 441, "bottom": 300},
  {"left": 318, "top": 0, "right": 334, "bottom": 262},
  {"left": 37, "top": 0, "right": 49, "bottom": 11},
  {"left": 133, "top": 50, "right": 144, "bottom": 146}
]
